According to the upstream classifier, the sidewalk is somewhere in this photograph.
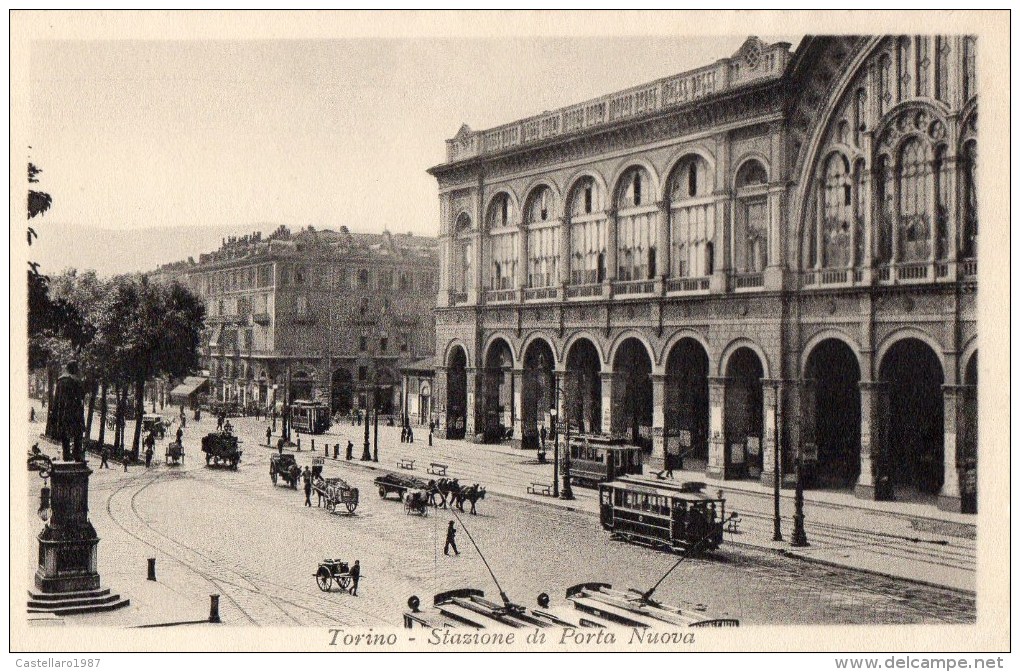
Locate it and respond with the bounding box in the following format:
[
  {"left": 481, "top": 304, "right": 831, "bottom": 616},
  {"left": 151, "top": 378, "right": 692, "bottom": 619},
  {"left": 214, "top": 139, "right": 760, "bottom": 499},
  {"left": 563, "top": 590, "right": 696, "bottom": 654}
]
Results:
[{"left": 310, "top": 423, "right": 976, "bottom": 593}]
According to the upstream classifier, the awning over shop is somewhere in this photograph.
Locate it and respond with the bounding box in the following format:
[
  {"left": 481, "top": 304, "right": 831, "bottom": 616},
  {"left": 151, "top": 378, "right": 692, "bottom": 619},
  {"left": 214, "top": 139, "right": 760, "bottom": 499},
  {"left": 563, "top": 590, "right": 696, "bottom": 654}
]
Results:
[{"left": 169, "top": 376, "right": 209, "bottom": 403}]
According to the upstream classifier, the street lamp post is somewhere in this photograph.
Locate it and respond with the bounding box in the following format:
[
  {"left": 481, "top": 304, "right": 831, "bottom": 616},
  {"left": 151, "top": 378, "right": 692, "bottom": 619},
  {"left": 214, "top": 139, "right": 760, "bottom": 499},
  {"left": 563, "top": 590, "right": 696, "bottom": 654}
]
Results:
[
  {"left": 771, "top": 380, "right": 783, "bottom": 542},
  {"left": 791, "top": 456, "right": 810, "bottom": 547},
  {"left": 373, "top": 397, "right": 379, "bottom": 463},
  {"left": 550, "top": 391, "right": 559, "bottom": 498},
  {"left": 361, "top": 386, "right": 372, "bottom": 461}
]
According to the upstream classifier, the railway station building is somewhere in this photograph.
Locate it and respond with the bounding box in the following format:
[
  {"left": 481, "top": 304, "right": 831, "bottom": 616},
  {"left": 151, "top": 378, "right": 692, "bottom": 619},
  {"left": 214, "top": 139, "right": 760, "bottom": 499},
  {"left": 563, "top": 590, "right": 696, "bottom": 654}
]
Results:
[
  {"left": 152, "top": 225, "right": 439, "bottom": 419},
  {"left": 427, "top": 36, "right": 979, "bottom": 513}
]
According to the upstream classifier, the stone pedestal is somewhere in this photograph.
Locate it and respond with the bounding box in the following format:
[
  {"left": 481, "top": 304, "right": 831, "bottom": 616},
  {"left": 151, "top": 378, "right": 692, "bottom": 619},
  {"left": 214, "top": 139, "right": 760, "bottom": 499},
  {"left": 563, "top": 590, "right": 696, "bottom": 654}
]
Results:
[
  {"left": 706, "top": 377, "right": 731, "bottom": 479},
  {"left": 30, "top": 461, "right": 129, "bottom": 615},
  {"left": 855, "top": 381, "right": 894, "bottom": 501}
]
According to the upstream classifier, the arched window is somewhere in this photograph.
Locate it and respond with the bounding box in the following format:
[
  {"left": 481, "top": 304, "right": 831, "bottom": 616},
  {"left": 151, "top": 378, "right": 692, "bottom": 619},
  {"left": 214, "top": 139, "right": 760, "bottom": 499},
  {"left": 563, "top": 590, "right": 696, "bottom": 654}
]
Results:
[
  {"left": 455, "top": 213, "right": 474, "bottom": 294},
  {"left": 821, "top": 153, "right": 853, "bottom": 268},
  {"left": 525, "top": 185, "right": 554, "bottom": 223},
  {"left": 615, "top": 166, "right": 656, "bottom": 281},
  {"left": 568, "top": 177, "right": 607, "bottom": 284},
  {"left": 486, "top": 194, "right": 518, "bottom": 291},
  {"left": 733, "top": 160, "right": 769, "bottom": 273},
  {"left": 898, "top": 138, "right": 933, "bottom": 262},
  {"left": 524, "top": 186, "right": 559, "bottom": 288},
  {"left": 853, "top": 160, "right": 867, "bottom": 266},
  {"left": 668, "top": 155, "right": 715, "bottom": 278},
  {"left": 961, "top": 140, "right": 978, "bottom": 258},
  {"left": 876, "top": 155, "right": 894, "bottom": 263}
]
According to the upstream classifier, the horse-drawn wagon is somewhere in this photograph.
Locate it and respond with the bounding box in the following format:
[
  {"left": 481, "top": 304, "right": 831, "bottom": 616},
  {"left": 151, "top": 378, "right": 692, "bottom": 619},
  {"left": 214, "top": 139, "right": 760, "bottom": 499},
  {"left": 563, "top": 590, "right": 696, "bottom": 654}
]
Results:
[
  {"left": 201, "top": 431, "right": 242, "bottom": 469},
  {"left": 373, "top": 472, "right": 486, "bottom": 514},
  {"left": 165, "top": 441, "right": 184, "bottom": 465},
  {"left": 374, "top": 472, "right": 428, "bottom": 500},
  {"left": 270, "top": 453, "right": 300, "bottom": 488},
  {"left": 313, "top": 477, "right": 359, "bottom": 514}
]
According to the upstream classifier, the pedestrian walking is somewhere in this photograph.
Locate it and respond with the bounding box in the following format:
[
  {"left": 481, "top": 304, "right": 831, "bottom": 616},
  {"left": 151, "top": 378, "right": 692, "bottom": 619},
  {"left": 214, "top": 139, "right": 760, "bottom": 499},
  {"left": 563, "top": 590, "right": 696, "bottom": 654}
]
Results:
[
  {"left": 277, "top": 437, "right": 285, "bottom": 455},
  {"left": 145, "top": 445, "right": 153, "bottom": 468},
  {"left": 349, "top": 560, "right": 360, "bottom": 596},
  {"left": 400, "top": 425, "right": 407, "bottom": 443},
  {"left": 100, "top": 445, "right": 110, "bottom": 469},
  {"left": 346, "top": 440, "right": 353, "bottom": 461},
  {"left": 407, "top": 426, "right": 414, "bottom": 444},
  {"left": 302, "top": 467, "right": 313, "bottom": 507},
  {"left": 216, "top": 413, "right": 223, "bottom": 431},
  {"left": 30, "top": 407, "right": 36, "bottom": 422},
  {"left": 444, "top": 521, "right": 459, "bottom": 556},
  {"left": 176, "top": 427, "right": 184, "bottom": 444},
  {"left": 266, "top": 426, "right": 272, "bottom": 446}
]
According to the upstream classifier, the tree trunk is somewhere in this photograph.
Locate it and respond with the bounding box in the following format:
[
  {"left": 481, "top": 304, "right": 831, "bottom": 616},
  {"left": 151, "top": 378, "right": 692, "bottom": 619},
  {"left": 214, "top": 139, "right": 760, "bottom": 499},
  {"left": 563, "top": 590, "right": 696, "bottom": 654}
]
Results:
[
  {"left": 132, "top": 376, "right": 145, "bottom": 456},
  {"left": 97, "top": 381, "right": 108, "bottom": 448},
  {"left": 119, "top": 386, "right": 129, "bottom": 453},
  {"left": 85, "top": 379, "right": 98, "bottom": 440},
  {"left": 113, "top": 383, "right": 122, "bottom": 452},
  {"left": 44, "top": 362, "right": 58, "bottom": 438}
]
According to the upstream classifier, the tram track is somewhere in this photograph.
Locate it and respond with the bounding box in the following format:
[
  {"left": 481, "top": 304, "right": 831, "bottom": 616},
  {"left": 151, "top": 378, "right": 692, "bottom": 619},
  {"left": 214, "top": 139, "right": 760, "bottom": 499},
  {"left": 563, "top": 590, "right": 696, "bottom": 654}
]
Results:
[{"left": 102, "top": 467, "right": 393, "bottom": 627}]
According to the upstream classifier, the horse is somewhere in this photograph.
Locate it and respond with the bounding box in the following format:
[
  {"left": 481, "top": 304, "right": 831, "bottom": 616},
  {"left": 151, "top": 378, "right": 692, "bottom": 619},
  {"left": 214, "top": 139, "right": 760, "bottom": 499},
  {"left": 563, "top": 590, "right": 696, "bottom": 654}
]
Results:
[
  {"left": 455, "top": 484, "right": 486, "bottom": 515},
  {"left": 433, "top": 478, "right": 461, "bottom": 509},
  {"left": 426, "top": 479, "right": 446, "bottom": 508}
]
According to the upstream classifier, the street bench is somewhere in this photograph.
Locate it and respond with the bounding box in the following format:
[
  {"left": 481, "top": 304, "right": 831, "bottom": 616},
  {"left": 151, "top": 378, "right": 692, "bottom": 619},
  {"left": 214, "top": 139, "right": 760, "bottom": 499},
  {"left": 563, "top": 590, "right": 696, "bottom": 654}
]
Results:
[
  {"left": 398, "top": 458, "right": 415, "bottom": 471},
  {"left": 528, "top": 482, "right": 553, "bottom": 497},
  {"left": 427, "top": 462, "right": 448, "bottom": 476}
]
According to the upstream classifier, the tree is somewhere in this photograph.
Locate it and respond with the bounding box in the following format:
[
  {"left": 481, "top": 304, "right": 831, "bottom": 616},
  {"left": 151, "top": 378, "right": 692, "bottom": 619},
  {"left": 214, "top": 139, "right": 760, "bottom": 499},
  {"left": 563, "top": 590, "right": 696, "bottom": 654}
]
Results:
[{"left": 28, "top": 161, "right": 52, "bottom": 246}]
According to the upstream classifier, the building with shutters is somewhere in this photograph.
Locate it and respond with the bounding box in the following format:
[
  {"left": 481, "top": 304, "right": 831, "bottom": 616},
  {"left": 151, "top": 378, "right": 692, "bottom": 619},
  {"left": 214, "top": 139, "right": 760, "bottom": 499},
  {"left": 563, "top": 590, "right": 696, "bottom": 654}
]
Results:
[
  {"left": 152, "top": 225, "right": 439, "bottom": 418},
  {"left": 427, "top": 36, "right": 979, "bottom": 513}
]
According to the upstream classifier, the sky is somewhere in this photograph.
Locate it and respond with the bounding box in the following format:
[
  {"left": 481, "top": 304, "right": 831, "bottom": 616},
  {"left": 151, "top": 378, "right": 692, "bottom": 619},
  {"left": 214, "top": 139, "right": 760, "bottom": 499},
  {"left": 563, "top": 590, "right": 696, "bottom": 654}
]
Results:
[{"left": 29, "top": 33, "right": 802, "bottom": 276}]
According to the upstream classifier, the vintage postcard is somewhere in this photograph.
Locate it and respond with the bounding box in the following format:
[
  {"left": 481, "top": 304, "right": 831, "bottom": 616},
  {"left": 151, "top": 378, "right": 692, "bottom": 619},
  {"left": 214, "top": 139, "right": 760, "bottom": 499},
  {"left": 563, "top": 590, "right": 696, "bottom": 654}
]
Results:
[{"left": 9, "top": 9, "right": 1010, "bottom": 657}]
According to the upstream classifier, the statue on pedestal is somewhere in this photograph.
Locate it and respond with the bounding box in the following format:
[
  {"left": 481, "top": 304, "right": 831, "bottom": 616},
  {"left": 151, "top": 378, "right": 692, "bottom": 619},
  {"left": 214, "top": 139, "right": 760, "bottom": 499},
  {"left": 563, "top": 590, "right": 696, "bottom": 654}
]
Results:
[{"left": 50, "top": 361, "right": 85, "bottom": 461}]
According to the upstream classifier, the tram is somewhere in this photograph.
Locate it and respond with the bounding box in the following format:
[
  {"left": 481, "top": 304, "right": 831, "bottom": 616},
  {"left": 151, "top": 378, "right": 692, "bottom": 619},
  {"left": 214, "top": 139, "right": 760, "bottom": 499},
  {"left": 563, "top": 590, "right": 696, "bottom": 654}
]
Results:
[
  {"left": 289, "top": 400, "right": 332, "bottom": 434},
  {"left": 565, "top": 434, "right": 643, "bottom": 487},
  {"left": 598, "top": 476, "right": 728, "bottom": 553}
]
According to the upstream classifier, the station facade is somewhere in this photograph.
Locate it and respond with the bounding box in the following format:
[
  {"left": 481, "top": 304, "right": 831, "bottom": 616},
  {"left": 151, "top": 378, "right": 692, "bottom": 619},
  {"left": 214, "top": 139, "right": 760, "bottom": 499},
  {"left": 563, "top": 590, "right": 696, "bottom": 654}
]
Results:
[
  {"left": 427, "top": 36, "right": 979, "bottom": 513},
  {"left": 153, "top": 225, "right": 439, "bottom": 418}
]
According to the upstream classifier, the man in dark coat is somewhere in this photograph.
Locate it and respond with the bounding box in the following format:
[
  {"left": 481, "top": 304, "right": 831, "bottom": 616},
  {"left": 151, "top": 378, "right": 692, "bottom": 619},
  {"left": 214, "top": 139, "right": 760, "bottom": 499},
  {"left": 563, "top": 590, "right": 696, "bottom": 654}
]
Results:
[
  {"left": 266, "top": 426, "right": 272, "bottom": 446},
  {"left": 346, "top": 440, "right": 354, "bottom": 461},
  {"left": 444, "top": 521, "right": 459, "bottom": 556},
  {"left": 303, "top": 467, "right": 313, "bottom": 507},
  {"left": 348, "top": 560, "right": 360, "bottom": 596},
  {"left": 51, "top": 361, "right": 86, "bottom": 461}
]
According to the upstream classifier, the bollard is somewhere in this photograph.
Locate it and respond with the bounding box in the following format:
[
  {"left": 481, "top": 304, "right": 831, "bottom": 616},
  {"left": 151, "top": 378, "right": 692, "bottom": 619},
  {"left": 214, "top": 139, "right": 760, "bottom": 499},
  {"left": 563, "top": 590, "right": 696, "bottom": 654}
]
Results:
[
  {"left": 209, "top": 594, "right": 221, "bottom": 623},
  {"left": 297, "top": 437, "right": 301, "bottom": 451},
  {"left": 147, "top": 558, "right": 157, "bottom": 581},
  {"left": 311, "top": 439, "right": 315, "bottom": 452}
]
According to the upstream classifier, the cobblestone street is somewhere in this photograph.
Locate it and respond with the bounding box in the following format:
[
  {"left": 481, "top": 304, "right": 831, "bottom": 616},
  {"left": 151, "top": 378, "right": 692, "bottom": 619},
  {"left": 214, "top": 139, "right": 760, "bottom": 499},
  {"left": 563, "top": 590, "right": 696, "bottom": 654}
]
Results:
[{"left": 26, "top": 406, "right": 975, "bottom": 628}]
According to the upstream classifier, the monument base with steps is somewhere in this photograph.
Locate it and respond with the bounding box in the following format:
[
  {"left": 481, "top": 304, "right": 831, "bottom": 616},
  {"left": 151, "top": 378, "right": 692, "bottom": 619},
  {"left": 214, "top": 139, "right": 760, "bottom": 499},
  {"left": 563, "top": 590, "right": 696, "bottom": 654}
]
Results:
[{"left": 27, "top": 587, "right": 130, "bottom": 616}]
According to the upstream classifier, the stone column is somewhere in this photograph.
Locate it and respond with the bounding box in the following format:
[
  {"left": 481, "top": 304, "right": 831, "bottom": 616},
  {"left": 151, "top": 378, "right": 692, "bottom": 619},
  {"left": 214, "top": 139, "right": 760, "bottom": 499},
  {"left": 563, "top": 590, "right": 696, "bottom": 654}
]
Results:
[
  {"left": 939, "top": 384, "right": 975, "bottom": 512},
  {"left": 516, "top": 224, "right": 528, "bottom": 291},
  {"left": 464, "top": 367, "right": 481, "bottom": 440},
  {"left": 764, "top": 187, "right": 785, "bottom": 290},
  {"left": 707, "top": 376, "right": 729, "bottom": 479},
  {"left": 795, "top": 378, "right": 818, "bottom": 485},
  {"left": 433, "top": 365, "right": 449, "bottom": 436},
  {"left": 599, "top": 371, "right": 616, "bottom": 435},
  {"left": 655, "top": 201, "right": 670, "bottom": 283},
  {"left": 760, "top": 378, "right": 784, "bottom": 488},
  {"left": 511, "top": 368, "right": 525, "bottom": 448},
  {"left": 856, "top": 381, "right": 893, "bottom": 501},
  {"left": 560, "top": 216, "right": 572, "bottom": 286},
  {"left": 649, "top": 373, "right": 667, "bottom": 472},
  {"left": 709, "top": 198, "right": 730, "bottom": 293}
]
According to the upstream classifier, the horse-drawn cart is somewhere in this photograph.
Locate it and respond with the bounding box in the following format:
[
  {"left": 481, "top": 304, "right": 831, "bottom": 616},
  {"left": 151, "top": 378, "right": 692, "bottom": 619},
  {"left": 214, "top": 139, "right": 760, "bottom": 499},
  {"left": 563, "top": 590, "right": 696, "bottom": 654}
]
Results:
[
  {"left": 403, "top": 489, "right": 430, "bottom": 516},
  {"left": 270, "top": 453, "right": 300, "bottom": 488},
  {"left": 201, "top": 432, "right": 242, "bottom": 469},
  {"left": 374, "top": 472, "right": 429, "bottom": 500},
  {"left": 314, "top": 477, "right": 359, "bottom": 514},
  {"left": 165, "top": 441, "right": 184, "bottom": 466}
]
